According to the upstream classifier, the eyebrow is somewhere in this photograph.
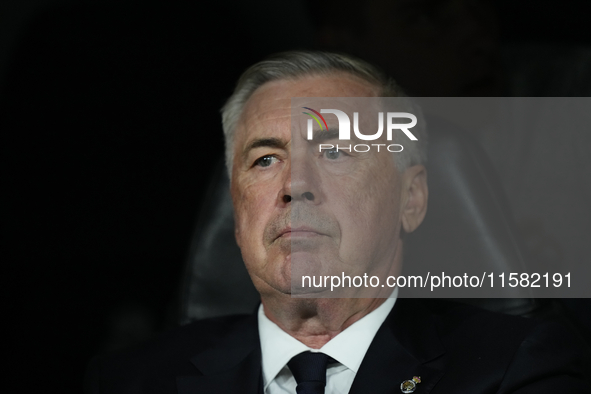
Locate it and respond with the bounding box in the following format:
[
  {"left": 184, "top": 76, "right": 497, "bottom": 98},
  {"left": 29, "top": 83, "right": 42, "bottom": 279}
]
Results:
[
  {"left": 311, "top": 128, "right": 340, "bottom": 142},
  {"left": 242, "top": 137, "right": 288, "bottom": 160}
]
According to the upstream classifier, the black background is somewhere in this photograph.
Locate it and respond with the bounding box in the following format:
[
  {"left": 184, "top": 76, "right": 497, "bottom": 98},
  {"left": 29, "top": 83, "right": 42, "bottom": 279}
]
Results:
[{"left": 2, "top": 1, "right": 590, "bottom": 392}]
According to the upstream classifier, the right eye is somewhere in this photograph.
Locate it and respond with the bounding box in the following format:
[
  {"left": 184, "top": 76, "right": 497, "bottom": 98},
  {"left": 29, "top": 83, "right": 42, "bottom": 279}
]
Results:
[{"left": 253, "top": 155, "right": 279, "bottom": 168}]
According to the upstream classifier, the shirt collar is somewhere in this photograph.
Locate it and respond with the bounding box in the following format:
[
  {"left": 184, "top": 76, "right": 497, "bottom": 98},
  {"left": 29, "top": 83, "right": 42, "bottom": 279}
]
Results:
[{"left": 258, "top": 288, "right": 398, "bottom": 390}]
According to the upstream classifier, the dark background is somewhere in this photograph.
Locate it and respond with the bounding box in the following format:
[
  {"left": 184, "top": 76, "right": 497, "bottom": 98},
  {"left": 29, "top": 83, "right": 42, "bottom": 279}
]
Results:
[{"left": 2, "top": 1, "right": 590, "bottom": 392}]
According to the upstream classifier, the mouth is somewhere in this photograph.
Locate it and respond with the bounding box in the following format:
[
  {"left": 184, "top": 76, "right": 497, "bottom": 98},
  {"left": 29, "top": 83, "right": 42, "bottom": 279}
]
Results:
[{"left": 276, "top": 226, "right": 324, "bottom": 240}]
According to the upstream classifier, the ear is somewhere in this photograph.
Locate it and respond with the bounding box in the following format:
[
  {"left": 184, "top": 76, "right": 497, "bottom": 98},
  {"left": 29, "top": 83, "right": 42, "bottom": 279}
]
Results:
[
  {"left": 234, "top": 225, "right": 242, "bottom": 249},
  {"left": 400, "top": 165, "right": 428, "bottom": 234},
  {"left": 231, "top": 182, "right": 243, "bottom": 249}
]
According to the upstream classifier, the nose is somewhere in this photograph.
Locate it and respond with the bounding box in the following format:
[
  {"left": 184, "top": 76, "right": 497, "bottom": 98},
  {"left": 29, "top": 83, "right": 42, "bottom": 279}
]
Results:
[
  {"left": 282, "top": 191, "right": 314, "bottom": 204},
  {"left": 279, "top": 160, "right": 321, "bottom": 207}
]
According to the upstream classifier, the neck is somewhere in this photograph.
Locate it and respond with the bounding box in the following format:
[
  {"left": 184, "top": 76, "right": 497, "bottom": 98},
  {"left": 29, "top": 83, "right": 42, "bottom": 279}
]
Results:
[
  {"left": 261, "top": 296, "right": 388, "bottom": 348},
  {"left": 260, "top": 239, "right": 403, "bottom": 348}
]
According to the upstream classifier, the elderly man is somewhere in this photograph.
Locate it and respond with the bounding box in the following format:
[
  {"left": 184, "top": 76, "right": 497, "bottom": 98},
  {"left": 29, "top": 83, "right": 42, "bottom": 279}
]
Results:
[{"left": 85, "top": 51, "right": 588, "bottom": 393}]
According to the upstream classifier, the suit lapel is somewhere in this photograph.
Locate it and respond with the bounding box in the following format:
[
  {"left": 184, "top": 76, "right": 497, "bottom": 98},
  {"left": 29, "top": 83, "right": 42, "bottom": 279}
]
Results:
[
  {"left": 176, "top": 299, "right": 445, "bottom": 394},
  {"left": 176, "top": 314, "right": 263, "bottom": 394},
  {"left": 349, "top": 299, "right": 445, "bottom": 394}
]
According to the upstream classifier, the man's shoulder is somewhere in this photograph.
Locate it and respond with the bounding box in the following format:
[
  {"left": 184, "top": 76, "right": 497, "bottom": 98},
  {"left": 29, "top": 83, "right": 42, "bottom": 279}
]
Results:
[
  {"left": 101, "top": 313, "right": 254, "bottom": 365},
  {"left": 85, "top": 314, "right": 257, "bottom": 394},
  {"left": 392, "top": 299, "right": 590, "bottom": 392},
  {"left": 416, "top": 297, "right": 536, "bottom": 324},
  {"left": 403, "top": 298, "right": 569, "bottom": 348},
  {"left": 404, "top": 297, "right": 540, "bottom": 327}
]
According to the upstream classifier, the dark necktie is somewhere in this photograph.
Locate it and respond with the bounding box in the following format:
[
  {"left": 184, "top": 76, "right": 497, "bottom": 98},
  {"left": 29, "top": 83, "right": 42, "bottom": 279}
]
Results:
[{"left": 287, "top": 351, "right": 330, "bottom": 394}]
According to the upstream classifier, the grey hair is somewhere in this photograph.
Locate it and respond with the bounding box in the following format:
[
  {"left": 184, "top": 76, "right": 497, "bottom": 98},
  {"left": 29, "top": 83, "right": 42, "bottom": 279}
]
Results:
[{"left": 221, "top": 50, "right": 427, "bottom": 176}]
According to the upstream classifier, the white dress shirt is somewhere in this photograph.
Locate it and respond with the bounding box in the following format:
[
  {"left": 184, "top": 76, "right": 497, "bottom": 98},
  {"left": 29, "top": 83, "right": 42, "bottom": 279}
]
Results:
[{"left": 258, "top": 288, "right": 398, "bottom": 394}]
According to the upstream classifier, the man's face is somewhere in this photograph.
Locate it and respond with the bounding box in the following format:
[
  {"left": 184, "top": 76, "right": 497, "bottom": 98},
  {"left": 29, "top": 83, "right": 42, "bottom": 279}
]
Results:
[{"left": 230, "top": 74, "right": 426, "bottom": 297}]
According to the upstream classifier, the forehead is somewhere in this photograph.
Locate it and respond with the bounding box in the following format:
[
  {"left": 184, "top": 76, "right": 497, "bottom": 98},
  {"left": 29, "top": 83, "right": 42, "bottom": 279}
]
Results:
[{"left": 236, "top": 73, "right": 380, "bottom": 140}]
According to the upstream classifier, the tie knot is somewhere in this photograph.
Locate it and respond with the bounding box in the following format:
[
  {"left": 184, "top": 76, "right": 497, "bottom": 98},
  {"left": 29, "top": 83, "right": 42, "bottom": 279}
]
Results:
[{"left": 287, "top": 352, "right": 330, "bottom": 394}]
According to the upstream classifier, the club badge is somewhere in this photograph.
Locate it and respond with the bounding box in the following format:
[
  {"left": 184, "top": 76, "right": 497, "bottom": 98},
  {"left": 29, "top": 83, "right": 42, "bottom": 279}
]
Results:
[{"left": 400, "top": 376, "right": 421, "bottom": 393}]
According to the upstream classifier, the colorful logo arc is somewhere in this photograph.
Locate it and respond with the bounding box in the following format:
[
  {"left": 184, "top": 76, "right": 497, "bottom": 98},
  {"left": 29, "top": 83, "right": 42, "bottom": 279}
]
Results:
[{"left": 302, "top": 107, "right": 328, "bottom": 131}]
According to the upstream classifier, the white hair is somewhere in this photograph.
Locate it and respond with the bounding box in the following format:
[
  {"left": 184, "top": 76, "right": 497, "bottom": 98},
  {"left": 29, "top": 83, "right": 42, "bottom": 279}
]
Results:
[{"left": 221, "top": 50, "right": 427, "bottom": 176}]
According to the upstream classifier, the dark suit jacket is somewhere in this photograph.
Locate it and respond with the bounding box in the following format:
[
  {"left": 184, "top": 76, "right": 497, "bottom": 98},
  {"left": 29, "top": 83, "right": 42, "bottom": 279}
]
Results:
[{"left": 85, "top": 299, "right": 590, "bottom": 393}]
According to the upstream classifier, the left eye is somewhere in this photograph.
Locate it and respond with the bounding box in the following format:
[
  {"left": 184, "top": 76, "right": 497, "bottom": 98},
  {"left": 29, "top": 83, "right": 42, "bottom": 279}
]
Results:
[
  {"left": 323, "top": 149, "right": 342, "bottom": 160},
  {"left": 254, "top": 155, "right": 279, "bottom": 168}
]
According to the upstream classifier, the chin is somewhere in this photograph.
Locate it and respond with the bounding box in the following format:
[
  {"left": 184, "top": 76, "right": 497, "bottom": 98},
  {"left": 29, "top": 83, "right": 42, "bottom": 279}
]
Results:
[{"left": 290, "top": 283, "right": 329, "bottom": 297}]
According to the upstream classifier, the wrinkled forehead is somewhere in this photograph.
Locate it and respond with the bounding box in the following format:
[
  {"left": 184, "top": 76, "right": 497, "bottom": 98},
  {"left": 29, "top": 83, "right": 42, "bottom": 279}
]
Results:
[
  {"left": 239, "top": 84, "right": 292, "bottom": 136},
  {"left": 235, "top": 74, "right": 382, "bottom": 142}
]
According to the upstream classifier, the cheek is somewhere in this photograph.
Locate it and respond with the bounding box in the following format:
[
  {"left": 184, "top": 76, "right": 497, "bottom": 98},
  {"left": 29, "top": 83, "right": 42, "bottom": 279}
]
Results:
[
  {"left": 331, "top": 169, "right": 401, "bottom": 239},
  {"left": 234, "top": 183, "right": 275, "bottom": 244}
]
